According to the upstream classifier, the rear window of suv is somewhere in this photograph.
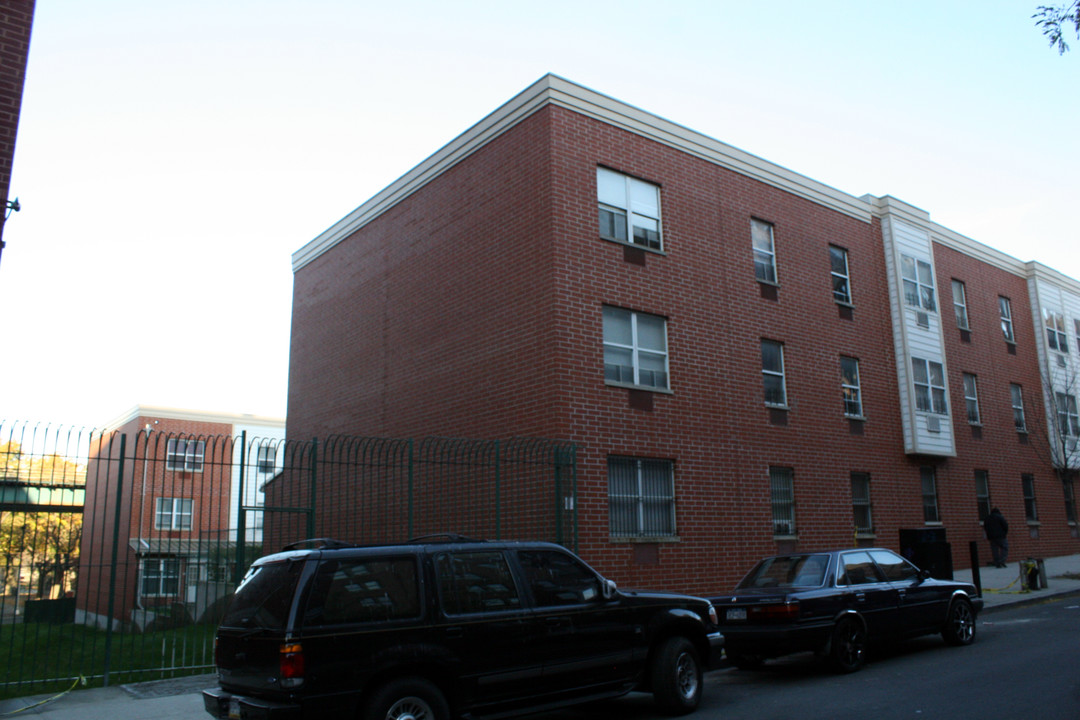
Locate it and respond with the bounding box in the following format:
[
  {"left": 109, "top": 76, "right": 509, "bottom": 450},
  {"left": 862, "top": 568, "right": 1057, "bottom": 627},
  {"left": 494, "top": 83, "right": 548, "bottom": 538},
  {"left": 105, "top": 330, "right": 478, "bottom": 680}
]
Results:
[
  {"left": 221, "top": 558, "right": 305, "bottom": 630},
  {"left": 303, "top": 556, "right": 421, "bottom": 625}
]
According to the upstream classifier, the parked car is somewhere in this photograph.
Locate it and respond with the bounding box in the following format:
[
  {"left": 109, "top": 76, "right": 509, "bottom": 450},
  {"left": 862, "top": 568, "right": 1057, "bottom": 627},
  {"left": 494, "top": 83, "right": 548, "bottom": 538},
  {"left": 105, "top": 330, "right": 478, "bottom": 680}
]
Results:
[
  {"left": 709, "top": 548, "right": 982, "bottom": 673},
  {"left": 203, "top": 536, "right": 724, "bottom": 720}
]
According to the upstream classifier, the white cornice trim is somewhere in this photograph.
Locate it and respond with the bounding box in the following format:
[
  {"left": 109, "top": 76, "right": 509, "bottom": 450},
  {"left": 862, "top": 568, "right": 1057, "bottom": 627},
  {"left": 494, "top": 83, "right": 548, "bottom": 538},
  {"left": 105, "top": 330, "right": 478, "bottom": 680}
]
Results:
[
  {"left": 103, "top": 405, "right": 285, "bottom": 432},
  {"left": 292, "top": 74, "right": 874, "bottom": 272}
]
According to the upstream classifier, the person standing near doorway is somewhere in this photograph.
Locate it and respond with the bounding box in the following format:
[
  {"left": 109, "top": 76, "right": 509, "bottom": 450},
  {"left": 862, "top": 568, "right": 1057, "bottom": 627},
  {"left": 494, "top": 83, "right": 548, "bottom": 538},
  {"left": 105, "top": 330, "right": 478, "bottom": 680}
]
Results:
[{"left": 985, "top": 507, "right": 1009, "bottom": 568}]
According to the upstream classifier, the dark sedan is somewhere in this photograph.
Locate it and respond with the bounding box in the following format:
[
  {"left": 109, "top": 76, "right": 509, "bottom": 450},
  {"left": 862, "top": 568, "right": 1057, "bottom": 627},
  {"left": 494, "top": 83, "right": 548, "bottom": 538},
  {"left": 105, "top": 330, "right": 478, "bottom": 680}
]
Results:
[{"left": 709, "top": 548, "right": 982, "bottom": 673}]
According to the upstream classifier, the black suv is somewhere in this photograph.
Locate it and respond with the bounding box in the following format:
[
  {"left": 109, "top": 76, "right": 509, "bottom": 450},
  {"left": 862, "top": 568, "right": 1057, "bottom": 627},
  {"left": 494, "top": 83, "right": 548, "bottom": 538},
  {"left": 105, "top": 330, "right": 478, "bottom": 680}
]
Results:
[{"left": 203, "top": 537, "right": 723, "bottom": 720}]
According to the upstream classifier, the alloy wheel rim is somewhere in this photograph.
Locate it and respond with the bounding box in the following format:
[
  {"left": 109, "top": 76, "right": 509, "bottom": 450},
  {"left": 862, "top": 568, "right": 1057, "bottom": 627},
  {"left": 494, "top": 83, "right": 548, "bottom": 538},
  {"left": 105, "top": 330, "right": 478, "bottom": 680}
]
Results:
[
  {"left": 676, "top": 651, "right": 699, "bottom": 699},
  {"left": 386, "top": 696, "right": 433, "bottom": 720}
]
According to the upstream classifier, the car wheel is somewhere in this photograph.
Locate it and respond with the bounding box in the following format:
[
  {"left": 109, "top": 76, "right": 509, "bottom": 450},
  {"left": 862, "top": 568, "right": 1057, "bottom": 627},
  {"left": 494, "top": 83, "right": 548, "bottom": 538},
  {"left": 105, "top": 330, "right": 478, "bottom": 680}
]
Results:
[
  {"left": 362, "top": 677, "right": 449, "bottom": 720},
  {"left": 941, "top": 598, "right": 976, "bottom": 646},
  {"left": 726, "top": 650, "right": 765, "bottom": 671},
  {"left": 829, "top": 617, "right": 866, "bottom": 674},
  {"left": 651, "top": 636, "right": 703, "bottom": 715}
]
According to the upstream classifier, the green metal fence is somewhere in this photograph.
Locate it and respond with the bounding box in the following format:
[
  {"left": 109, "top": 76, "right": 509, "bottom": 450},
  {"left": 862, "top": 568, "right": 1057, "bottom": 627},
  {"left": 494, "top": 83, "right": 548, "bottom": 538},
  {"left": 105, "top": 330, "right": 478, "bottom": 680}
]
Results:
[{"left": 0, "top": 422, "right": 575, "bottom": 698}]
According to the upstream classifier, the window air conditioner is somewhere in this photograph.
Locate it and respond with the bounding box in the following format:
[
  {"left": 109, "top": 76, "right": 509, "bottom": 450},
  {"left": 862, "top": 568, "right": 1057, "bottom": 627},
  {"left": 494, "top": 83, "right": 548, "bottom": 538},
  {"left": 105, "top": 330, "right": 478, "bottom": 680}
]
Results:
[
  {"left": 916, "top": 312, "right": 929, "bottom": 328},
  {"left": 926, "top": 416, "right": 941, "bottom": 433}
]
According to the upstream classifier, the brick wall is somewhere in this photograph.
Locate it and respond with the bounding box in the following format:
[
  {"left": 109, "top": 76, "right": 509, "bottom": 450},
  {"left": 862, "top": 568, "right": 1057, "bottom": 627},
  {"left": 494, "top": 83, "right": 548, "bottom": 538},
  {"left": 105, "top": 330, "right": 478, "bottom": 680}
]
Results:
[{"left": 0, "top": 0, "right": 34, "bottom": 244}]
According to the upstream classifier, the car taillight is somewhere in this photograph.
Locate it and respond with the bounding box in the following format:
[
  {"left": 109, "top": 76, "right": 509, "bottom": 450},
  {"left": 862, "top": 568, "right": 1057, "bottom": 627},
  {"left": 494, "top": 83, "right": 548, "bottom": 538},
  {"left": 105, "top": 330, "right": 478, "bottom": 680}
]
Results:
[
  {"left": 748, "top": 601, "right": 800, "bottom": 621},
  {"left": 280, "top": 642, "right": 304, "bottom": 688}
]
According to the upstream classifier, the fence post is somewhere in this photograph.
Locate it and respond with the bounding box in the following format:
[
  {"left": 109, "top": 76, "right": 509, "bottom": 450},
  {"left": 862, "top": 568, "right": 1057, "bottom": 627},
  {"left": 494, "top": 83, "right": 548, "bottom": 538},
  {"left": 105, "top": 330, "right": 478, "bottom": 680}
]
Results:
[
  {"left": 307, "top": 439, "right": 318, "bottom": 539},
  {"left": 102, "top": 432, "right": 127, "bottom": 687},
  {"left": 235, "top": 430, "right": 247, "bottom": 585}
]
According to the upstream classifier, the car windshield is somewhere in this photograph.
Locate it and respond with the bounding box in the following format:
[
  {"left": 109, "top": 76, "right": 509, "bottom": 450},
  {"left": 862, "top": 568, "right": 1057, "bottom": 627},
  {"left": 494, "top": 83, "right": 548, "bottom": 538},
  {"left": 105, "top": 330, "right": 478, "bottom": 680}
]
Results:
[{"left": 737, "top": 554, "right": 830, "bottom": 589}]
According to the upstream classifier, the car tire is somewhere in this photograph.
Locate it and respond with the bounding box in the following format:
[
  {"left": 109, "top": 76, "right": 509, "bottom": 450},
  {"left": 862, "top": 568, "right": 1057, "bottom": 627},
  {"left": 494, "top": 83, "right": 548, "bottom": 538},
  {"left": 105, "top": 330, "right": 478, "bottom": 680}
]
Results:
[
  {"left": 361, "top": 677, "right": 449, "bottom": 720},
  {"left": 941, "top": 598, "right": 976, "bottom": 646},
  {"left": 651, "top": 636, "right": 703, "bottom": 715},
  {"left": 726, "top": 650, "right": 765, "bottom": 671},
  {"left": 828, "top": 617, "right": 866, "bottom": 674}
]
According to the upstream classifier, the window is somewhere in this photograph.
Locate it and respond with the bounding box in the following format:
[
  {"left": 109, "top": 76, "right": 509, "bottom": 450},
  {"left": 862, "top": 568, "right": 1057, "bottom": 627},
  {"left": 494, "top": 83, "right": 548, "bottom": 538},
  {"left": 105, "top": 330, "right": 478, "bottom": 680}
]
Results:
[
  {"left": 830, "top": 245, "right": 852, "bottom": 304},
  {"left": 1022, "top": 474, "right": 1038, "bottom": 522},
  {"left": 851, "top": 472, "right": 872, "bottom": 534},
  {"left": 256, "top": 445, "right": 276, "bottom": 474},
  {"left": 311, "top": 557, "right": 421, "bottom": 623},
  {"left": 518, "top": 550, "right": 602, "bottom": 607},
  {"left": 1065, "top": 477, "right": 1077, "bottom": 524},
  {"left": 840, "top": 356, "right": 862, "bottom": 417},
  {"left": 1045, "top": 308, "right": 1069, "bottom": 353},
  {"left": 596, "top": 167, "right": 661, "bottom": 250},
  {"left": 770, "top": 466, "right": 796, "bottom": 536},
  {"left": 921, "top": 467, "right": 940, "bottom": 523},
  {"left": 166, "top": 438, "right": 205, "bottom": 472},
  {"left": 868, "top": 549, "right": 919, "bottom": 582},
  {"left": 901, "top": 255, "right": 936, "bottom": 311},
  {"left": 912, "top": 358, "right": 947, "bottom": 414},
  {"left": 952, "top": 280, "right": 969, "bottom": 329},
  {"left": 762, "top": 340, "right": 787, "bottom": 407},
  {"left": 140, "top": 558, "right": 180, "bottom": 597},
  {"left": 962, "top": 373, "right": 981, "bottom": 425},
  {"left": 602, "top": 307, "right": 669, "bottom": 390},
  {"left": 999, "top": 296, "right": 1015, "bottom": 342},
  {"left": 1011, "top": 384, "right": 1027, "bottom": 432},
  {"left": 607, "top": 457, "right": 675, "bottom": 538},
  {"left": 1057, "top": 393, "right": 1080, "bottom": 437},
  {"left": 155, "top": 498, "right": 193, "bottom": 531},
  {"left": 839, "top": 551, "right": 883, "bottom": 585},
  {"left": 435, "top": 552, "right": 520, "bottom": 615},
  {"left": 751, "top": 218, "right": 777, "bottom": 283},
  {"left": 974, "top": 470, "right": 991, "bottom": 522}
]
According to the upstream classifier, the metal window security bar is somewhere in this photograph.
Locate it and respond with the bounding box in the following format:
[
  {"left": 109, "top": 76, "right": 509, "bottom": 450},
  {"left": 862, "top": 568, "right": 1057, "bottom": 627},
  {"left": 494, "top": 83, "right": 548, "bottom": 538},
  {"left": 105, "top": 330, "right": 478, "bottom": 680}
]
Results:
[{"left": 0, "top": 422, "right": 575, "bottom": 699}]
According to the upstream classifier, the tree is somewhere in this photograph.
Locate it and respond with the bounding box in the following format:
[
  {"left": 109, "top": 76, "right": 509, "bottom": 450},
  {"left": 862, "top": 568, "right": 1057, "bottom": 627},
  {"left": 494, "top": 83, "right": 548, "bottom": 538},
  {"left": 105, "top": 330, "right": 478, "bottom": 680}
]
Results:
[{"left": 1034, "top": 2, "right": 1080, "bottom": 54}]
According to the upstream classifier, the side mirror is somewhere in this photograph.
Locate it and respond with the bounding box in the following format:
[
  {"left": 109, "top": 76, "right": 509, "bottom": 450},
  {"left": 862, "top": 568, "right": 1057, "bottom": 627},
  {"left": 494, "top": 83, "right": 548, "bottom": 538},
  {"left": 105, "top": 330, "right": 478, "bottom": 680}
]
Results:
[
  {"left": 917, "top": 568, "right": 932, "bottom": 583},
  {"left": 601, "top": 579, "right": 618, "bottom": 600}
]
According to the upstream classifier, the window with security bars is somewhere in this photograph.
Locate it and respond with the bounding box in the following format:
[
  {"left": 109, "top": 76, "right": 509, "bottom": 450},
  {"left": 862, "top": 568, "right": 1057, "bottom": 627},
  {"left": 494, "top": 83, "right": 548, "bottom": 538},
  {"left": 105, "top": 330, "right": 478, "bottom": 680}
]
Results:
[
  {"left": 166, "top": 438, "right": 205, "bottom": 472},
  {"left": 840, "top": 356, "right": 862, "bottom": 417},
  {"left": 974, "top": 470, "right": 991, "bottom": 522},
  {"left": 851, "top": 472, "right": 872, "bottom": 534},
  {"left": 607, "top": 457, "right": 675, "bottom": 538},
  {"left": 1011, "top": 384, "right": 1027, "bottom": 432},
  {"left": 962, "top": 373, "right": 980, "bottom": 424},
  {"left": 901, "top": 255, "right": 936, "bottom": 311},
  {"left": 597, "top": 167, "right": 661, "bottom": 250},
  {"left": 921, "top": 467, "right": 940, "bottom": 523},
  {"left": 770, "top": 466, "right": 796, "bottom": 536},
  {"left": 1022, "top": 474, "right": 1038, "bottom": 522}
]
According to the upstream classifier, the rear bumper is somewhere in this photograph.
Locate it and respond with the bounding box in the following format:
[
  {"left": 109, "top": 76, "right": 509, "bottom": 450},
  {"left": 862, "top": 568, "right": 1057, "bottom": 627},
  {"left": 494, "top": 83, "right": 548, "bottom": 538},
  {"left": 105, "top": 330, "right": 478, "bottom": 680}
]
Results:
[
  {"left": 720, "top": 622, "right": 833, "bottom": 658},
  {"left": 203, "top": 687, "right": 302, "bottom": 720}
]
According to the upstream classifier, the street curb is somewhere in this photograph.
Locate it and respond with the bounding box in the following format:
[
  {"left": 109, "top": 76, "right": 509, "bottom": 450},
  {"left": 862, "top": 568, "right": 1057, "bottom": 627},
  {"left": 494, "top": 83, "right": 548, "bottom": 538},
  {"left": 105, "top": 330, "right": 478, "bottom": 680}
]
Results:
[{"left": 979, "top": 587, "right": 1080, "bottom": 614}]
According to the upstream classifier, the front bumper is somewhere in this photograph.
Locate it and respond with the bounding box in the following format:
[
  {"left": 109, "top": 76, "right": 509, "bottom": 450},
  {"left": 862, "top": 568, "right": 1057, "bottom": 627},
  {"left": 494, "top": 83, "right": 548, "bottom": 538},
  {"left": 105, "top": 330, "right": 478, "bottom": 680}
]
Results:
[{"left": 202, "top": 687, "right": 302, "bottom": 720}]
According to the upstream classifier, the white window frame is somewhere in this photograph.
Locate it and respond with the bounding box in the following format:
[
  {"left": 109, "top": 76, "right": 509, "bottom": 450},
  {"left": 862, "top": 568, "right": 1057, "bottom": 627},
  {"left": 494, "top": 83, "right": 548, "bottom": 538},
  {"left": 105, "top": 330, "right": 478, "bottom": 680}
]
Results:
[
  {"left": 830, "top": 245, "right": 852, "bottom": 304},
  {"left": 1057, "top": 392, "right": 1080, "bottom": 437},
  {"left": 952, "top": 279, "right": 969, "bottom": 330},
  {"left": 596, "top": 167, "right": 662, "bottom": 251},
  {"left": 770, "top": 466, "right": 796, "bottom": 536},
  {"left": 166, "top": 438, "right": 205, "bottom": 472},
  {"left": 840, "top": 356, "right": 863, "bottom": 418},
  {"left": 761, "top": 340, "right": 787, "bottom": 407},
  {"left": 921, "top": 467, "right": 940, "bottom": 524},
  {"left": 752, "top": 219, "right": 777, "bottom": 284},
  {"left": 912, "top": 357, "right": 948, "bottom": 415},
  {"left": 901, "top": 255, "right": 936, "bottom": 312},
  {"left": 1010, "top": 383, "right": 1027, "bottom": 432},
  {"left": 962, "top": 373, "right": 981, "bottom": 425},
  {"left": 603, "top": 307, "right": 669, "bottom": 391},
  {"left": 155, "top": 497, "right": 193, "bottom": 531},
  {"left": 256, "top": 445, "right": 277, "bottom": 475},
  {"left": 140, "top": 558, "right": 181, "bottom": 598},
  {"left": 607, "top": 457, "right": 675, "bottom": 539},
  {"left": 851, "top": 472, "right": 872, "bottom": 534},
  {"left": 1045, "top": 308, "right": 1069, "bottom": 353},
  {"left": 999, "top": 296, "right": 1015, "bottom": 342}
]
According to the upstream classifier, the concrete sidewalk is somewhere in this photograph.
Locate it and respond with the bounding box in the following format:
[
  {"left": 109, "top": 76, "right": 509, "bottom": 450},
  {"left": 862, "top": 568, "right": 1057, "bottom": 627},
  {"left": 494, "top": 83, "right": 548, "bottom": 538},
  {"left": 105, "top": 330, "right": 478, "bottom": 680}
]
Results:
[{"left": 4, "top": 553, "right": 1080, "bottom": 719}]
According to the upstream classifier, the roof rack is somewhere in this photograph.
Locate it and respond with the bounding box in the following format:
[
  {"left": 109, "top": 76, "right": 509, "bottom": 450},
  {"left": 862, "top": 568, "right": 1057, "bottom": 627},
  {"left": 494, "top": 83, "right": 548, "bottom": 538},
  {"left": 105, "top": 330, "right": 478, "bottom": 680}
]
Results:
[
  {"left": 406, "top": 533, "right": 485, "bottom": 544},
  {"left": 281, "top": 538, "right": 358, "bottom": 551}
]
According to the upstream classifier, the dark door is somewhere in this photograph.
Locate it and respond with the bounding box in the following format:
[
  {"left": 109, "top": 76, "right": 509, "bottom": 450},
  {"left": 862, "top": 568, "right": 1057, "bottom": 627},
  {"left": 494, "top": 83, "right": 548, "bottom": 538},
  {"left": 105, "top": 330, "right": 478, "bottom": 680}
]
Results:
[
  {"left": 837, "top": 551, "right": 900, "bottom": 638},
  {"left": 870, "top": 549, "right": 949, "bottom": 633},
  {"left": 516, "top": 549, "right": 635, "bottom": 694}
]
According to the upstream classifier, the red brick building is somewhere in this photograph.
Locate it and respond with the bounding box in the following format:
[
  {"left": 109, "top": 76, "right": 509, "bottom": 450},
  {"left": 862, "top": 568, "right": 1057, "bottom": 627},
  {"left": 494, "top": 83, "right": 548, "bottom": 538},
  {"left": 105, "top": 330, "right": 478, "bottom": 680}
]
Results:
[
  {"left": 287, "top": 76, "right": 1080, "bottom": 595},
  {"left": 0, "top": 0, "right": 34, "bottom": 262}
]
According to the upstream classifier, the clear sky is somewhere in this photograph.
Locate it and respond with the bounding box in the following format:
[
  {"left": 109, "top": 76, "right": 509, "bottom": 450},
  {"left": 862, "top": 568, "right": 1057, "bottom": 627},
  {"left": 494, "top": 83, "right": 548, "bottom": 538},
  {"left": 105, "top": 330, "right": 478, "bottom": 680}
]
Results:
[{"left": 2, "top": 0, "right": 1077, "bottom": 428}]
